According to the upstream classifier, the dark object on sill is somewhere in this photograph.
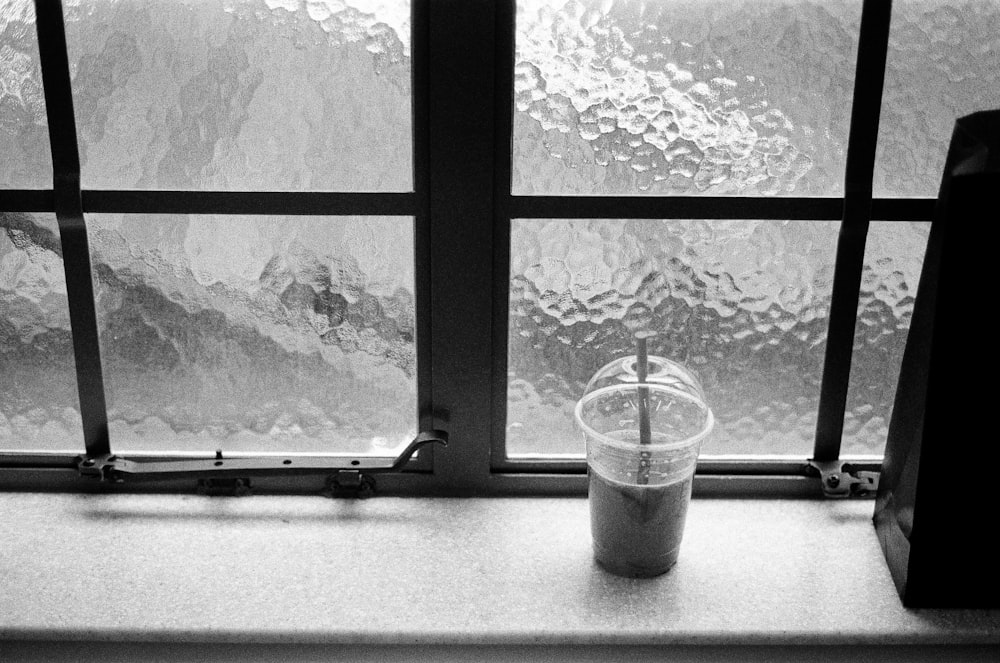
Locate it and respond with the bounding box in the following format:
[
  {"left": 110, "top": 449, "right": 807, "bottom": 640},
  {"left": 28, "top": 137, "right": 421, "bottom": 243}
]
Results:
[{"left": 874, "top": 110, "right": 1000, "bottom": 608}]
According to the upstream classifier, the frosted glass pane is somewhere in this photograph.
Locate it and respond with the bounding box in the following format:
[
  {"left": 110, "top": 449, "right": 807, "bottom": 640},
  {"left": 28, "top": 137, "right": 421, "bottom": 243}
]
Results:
[
  {"left": 874, "top": 0, "right": 1000, "bottom": 197},
  {"left": 88, "top": 214, "right": 416, "bottom": 455},
  {"left": 513, "top": 0, "right": 861, "bottom": 196},
  {"left": 842, "top": 221, "right": 930, "bottom": 456},
  {"left": 0, "top": 0, "right": 53, "bottom": 188},
  {"left": 507, "top": 219, "right": 838, "bottom": 458},
  {"left": 64, "top": 0, "right": 412, "bottom": 191},
  {"left": 1, "top": 213, "right": 82, "bottom": 451}
]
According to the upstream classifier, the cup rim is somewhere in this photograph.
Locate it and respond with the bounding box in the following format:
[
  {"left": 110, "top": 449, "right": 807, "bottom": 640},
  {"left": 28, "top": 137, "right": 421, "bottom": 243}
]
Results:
[{"left": 574, "top": 382, "right": 715, "bottom": 452}]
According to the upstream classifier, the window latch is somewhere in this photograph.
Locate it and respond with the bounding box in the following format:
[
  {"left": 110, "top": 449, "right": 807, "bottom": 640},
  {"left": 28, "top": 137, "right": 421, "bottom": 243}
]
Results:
[
  {"left": 75, "top": 429, "right": 448, "bottom": 489},
  {"left": 808, "top": 459, "right": 879, "bottom": 498}
]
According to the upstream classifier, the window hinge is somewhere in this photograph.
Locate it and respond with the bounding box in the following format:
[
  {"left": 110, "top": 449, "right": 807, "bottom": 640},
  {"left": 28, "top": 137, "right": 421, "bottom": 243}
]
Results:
[{"left": 808, "top": 459, "right": 880, "bottom": 498}]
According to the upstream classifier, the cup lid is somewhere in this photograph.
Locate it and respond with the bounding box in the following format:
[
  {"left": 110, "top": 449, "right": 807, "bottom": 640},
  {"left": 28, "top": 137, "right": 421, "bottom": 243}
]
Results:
[
  {"left": 582, "top": 354, "right": 706, "bottom": 402},
  {"left": 574, "top": 382, "right": 714, "bottom": 452}
]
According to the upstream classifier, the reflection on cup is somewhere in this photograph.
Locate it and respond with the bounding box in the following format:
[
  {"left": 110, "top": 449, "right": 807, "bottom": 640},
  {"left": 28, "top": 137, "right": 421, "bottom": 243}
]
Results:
[{"left": 575, "top": 383, "right": 713, "bottom": 577}]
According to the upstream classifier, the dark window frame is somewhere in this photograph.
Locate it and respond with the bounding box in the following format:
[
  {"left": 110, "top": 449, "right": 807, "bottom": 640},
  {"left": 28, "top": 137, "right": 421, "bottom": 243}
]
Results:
[{"left": 0, "top": 0, "right": 935, "bottom": 496}]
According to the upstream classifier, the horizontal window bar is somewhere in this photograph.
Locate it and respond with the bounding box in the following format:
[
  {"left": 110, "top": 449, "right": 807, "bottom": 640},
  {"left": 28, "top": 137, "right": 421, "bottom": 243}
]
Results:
[
  {"left": 0, "top": 449, "right": 433, "bottom": 469},
  {"left": 510, "top": 196, "right": 935, "bottom": 221},
  {"left": 80, "top": 191, "right": 416, "bottom": 216},
  {"left": 491, "top": 457, "right": 852, "bottom": 477},
  {"left": 2, "top": 451, "right": 861, "bottom": 477},
  {"left": 470, "top": 473, "right": 819, "bottom": 498},
  {"left": 3, "top": 192, "right": 934, "bottom": 221},
  {"left": 0, "top": 465, "right": 820, "bottom": 498},
  {"left": 0, "top": 190, "right": 54, "bottom": 211},
  {"left": 0, "top": 452, "right": 80, "bottom": 468},
  {"left": 871, "top": 198, "right": 936, "bottom": 221}
]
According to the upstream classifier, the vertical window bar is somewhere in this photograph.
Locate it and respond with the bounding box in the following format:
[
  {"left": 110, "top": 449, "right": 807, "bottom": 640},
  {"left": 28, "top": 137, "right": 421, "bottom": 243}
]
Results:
[
  {"left": 813, "top": 0, "right": 893, "bottom": 463},
  {"left": 412, "top": 0, "right": 433, "bottom": 437},
  {"left": 427, "top": 0, "right": 497, "bottom": 490},
  {"left": 490, "top": 0, "right": 515, "bottom": 467},
  {"left": 33, "top": 0, "right": 110, "bottom": 458}
]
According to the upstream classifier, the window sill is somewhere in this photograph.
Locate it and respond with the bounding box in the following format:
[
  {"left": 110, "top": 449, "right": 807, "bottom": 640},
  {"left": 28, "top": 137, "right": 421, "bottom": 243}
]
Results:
[{"left": 1, "top": 493, "right": 998, "bottom": 660}]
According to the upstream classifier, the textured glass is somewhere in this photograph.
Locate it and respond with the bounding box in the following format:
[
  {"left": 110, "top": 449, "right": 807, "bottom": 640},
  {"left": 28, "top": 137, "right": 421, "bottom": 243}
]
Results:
[
  {"left": 507, "top": 219, "right": 839, "bottom": 458},
  {"left": 1, "top": 213, "right": 82, "bottom": 451},
  {"left": 64, "top": 0, "right": 412, "bottom": 191},
  {"left": 874, "top": 0, "right": 1000, "bottom": 197},
  {"left": 513, "top": 0, "right": 860, "bottom": 196},
  {"left": 0, "top": 0, "right": 53, "bottom": 188},
  {"left": 842, "top": 221, "right": 930, "bottom": 456},
  {"left": 88, "top": 214, "right": 416, "bottom": 454}
]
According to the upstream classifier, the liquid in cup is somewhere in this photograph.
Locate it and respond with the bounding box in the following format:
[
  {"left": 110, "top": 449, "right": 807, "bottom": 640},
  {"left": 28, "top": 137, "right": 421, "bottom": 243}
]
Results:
[{"left": 576, "top": 384, "right": 713, "bottom": 577}]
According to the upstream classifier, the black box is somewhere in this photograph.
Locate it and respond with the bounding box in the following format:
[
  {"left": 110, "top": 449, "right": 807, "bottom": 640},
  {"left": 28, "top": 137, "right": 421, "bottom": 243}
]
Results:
[{"left": 874, "top": 110, "right": 1000, "bottom": 608}]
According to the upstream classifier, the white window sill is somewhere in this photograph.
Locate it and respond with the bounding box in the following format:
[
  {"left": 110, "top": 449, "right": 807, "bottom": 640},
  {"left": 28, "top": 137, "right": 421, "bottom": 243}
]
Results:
[{"left": 1, "top": 492, "right": 998, "bottom": 661}]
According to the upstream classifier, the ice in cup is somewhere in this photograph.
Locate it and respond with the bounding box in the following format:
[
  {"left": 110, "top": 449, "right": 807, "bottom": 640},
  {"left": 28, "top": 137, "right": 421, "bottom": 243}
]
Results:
[{"left": 575, "top": 382, "right": 713, "bottom": 577}]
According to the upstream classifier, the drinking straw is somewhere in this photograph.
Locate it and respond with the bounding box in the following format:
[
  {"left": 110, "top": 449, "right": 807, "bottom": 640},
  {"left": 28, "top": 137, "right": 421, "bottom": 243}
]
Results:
[{"left": 636, "top": 332, "right": 653, "bottom": 484}]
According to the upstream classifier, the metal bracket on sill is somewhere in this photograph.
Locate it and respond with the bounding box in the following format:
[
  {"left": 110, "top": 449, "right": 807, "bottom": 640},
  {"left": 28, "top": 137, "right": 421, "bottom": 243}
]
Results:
[
  {"left": 75, "top": 430, "right": 448, "bottom": 496},
  {"left": 808, "top": 459, "right": 880, "bottom": 498}
]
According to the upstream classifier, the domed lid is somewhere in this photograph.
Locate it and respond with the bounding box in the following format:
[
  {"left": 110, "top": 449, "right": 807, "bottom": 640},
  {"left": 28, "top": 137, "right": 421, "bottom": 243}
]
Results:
[{"left": 582, "top": 353, "right": 705, "bottom": 402}]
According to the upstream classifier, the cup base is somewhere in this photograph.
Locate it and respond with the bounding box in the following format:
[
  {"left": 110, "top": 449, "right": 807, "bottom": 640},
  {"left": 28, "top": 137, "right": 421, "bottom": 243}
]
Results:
[{"left": 593, "top": 546, "right": 679, "bottom": 578}]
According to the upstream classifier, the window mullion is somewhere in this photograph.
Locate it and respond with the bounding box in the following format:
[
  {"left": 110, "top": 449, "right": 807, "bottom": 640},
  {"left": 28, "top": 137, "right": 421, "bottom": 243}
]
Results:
[
  {"left": 813, "top": 0, "right": 894, "bottom": 463},
  {"left": 412, "top": 0, "right": 434, "bottom": 441},
  {"left": 34, "top": 0, "right": 110, "bottom": 459},
  {"left": 489, "top": 0, "right": 515, "bottom": 471},
  {"left": 426, "top": 0, "right": 498, "bottom": 492}
]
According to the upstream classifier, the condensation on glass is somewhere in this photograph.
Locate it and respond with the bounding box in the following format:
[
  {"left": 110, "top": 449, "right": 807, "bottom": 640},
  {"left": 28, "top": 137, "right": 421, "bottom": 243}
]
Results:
[
  {"left": 0, "top": 213, "right": 83, "bottom": 451},
  {"left": 0, "top": 0, "right": 53, "bottom": 188},
  {"left": 507, "top": 219, "right": 838, "bottom": 458},
  {"left": 87, "top": 213, "right": 416, "bottom": 455},
  {"left": 63, "top": 0, "right": 412, "bottom": 191},
  {"left": 842, "top": 221, "right": 930, "bottom": 456},
  {"left": 874, "top": 0, "right": 1000, "bottom": 197},
  {"left": 513, "top": 0, "right": 861, "bottom": 197}
]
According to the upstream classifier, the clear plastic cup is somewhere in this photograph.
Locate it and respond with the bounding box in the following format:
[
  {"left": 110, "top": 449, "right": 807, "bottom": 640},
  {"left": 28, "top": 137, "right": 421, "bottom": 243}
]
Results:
[{"left": 575, "top": 382, "right": 714, "bottom": 577}]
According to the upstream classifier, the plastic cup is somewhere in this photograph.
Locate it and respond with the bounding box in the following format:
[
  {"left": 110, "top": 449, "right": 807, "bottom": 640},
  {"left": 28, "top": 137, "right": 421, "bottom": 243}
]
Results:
[{"left": 575, "top": 383, "right": 714, "bottom": 577}]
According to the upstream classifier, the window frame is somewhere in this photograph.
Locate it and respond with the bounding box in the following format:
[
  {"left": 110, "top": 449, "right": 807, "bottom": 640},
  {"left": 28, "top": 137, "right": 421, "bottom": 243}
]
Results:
[{"left": 0, "top": 0, "right": 936, "bottom": 497}]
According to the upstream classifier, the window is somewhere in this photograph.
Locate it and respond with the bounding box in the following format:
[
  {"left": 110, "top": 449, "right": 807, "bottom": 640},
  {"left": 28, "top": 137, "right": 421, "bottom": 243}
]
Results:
[{"left": 2, "top": 0, "right": 997, "bottom": 495}]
